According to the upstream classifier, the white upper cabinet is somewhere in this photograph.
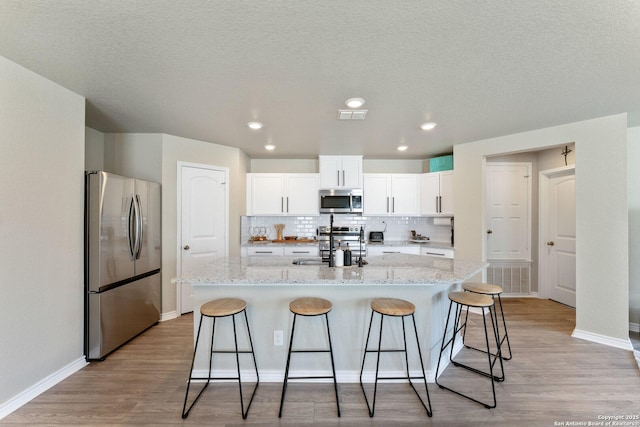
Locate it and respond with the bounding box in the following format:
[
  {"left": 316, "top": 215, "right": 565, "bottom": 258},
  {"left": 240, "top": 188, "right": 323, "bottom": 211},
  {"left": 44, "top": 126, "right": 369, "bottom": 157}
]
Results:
[
  {"left": 421, "top": 171, "right": 453, "bottom": 216},
  {"left": 363, "top": 174, "right": 420, "bottom": 216},
  {"left": 247, "top": 173, "right": 319, "bottom": 216},
  {"left": 319, "top": 155, "right": 363, "bottom": 189}
]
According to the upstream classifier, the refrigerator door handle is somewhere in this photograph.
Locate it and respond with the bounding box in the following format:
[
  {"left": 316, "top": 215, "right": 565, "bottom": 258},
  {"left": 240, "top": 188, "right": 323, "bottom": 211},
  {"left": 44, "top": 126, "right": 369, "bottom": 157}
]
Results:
[
  {"left": 127, "top": 197, "right": 136, "bottom": 260},
  {"left": 134, "top": 195, "right": 143, "bottom": 260}
]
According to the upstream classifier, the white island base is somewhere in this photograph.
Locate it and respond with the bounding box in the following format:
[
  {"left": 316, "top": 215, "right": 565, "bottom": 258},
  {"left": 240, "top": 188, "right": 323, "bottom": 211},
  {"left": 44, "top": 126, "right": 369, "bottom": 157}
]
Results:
[{"left": 180, "top": 254, "right": 485, "bottom": 383}]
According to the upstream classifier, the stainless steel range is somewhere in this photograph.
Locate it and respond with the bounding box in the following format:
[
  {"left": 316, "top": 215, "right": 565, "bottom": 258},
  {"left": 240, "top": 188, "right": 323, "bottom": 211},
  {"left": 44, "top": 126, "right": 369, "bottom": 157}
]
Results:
[{"left": 318, "top": 225, "right": 367, "bottom": 262}]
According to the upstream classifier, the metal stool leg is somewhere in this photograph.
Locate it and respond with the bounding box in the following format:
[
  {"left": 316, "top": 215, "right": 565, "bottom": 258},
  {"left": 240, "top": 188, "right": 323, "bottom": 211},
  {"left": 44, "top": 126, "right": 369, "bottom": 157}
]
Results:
[
  {"left": 325, "top": 313, "right": 341, "bottom": 417},
  {"left": 182, "top": 309, "right": 259, "bottom": 419},
  {"left": 279, "top": 313, "right": 297, "bottom": 418},
  {"left": 456, "top": 304, "right": 505, "bottom": 382},
  {"left": 361, "top": 311, "right": 432, "bottom": 417},
  {"left": 462, "top": 294, "right": 512, "bottom": 361},
  {"left": 436, "top": 300, "right": 503, "bottom": 409},
  {"left": 279, "top": 312, "right": 340, "bottom": 418},
  {"left": 182, "top": 313, "right": 209, "bottom": 419}
]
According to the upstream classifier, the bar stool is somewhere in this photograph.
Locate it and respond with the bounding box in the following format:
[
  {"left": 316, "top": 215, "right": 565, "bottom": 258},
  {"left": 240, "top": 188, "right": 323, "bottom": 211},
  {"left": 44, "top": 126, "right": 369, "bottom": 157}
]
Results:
[
  {"left": 279, "top": 297, "right": 340, "bottom": 417},
  {"left": 435, "top": 292, "right": 504, "bottom": 409},
  {"left": 359, "top": 298, "right": 432, "bottom": 417},
  {"left": 182, "top": 298, "right": 259, "bottom": 419},
  {"left": 462, "top": 282, "right": 512, "bottom": 361}
]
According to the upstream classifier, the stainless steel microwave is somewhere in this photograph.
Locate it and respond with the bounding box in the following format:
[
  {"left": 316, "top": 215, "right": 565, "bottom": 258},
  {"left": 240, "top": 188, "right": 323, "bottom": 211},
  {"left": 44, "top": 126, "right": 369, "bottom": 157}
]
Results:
[{"left": 319, "top": 189, "right": 363, "bottom": 214}]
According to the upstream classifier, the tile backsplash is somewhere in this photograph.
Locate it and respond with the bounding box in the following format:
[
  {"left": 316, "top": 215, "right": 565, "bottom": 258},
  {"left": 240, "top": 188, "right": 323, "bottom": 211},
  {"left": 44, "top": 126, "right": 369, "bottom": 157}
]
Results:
[{"left": 241, "top": 215, "right": 453, "bottom": 243}]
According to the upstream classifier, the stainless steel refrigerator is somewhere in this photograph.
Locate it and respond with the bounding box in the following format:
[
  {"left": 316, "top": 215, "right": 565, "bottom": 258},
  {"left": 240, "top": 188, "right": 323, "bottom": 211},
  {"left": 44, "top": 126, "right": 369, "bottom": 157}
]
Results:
[{"left": 84, "top": 171, "right": 161, "bottom": 360}]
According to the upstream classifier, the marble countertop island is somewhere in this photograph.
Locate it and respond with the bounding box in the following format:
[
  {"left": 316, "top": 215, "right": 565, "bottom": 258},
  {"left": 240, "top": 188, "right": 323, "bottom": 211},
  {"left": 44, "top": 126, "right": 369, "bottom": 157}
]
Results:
[{"left": 175, "top": 253, "right": 480, "bottom": 286}]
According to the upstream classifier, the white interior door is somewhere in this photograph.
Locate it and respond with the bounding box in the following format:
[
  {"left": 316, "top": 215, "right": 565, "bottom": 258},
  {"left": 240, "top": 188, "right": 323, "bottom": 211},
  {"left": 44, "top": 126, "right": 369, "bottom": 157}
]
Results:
[
  {"left": 485, "top": 163, "right": 531, "bottom": 260},
  {"left": 541, "top": 168, "right": 576, "bottom": 307},
  {"left": 178, "top": 163, "right": 228, "bottom": 314}
]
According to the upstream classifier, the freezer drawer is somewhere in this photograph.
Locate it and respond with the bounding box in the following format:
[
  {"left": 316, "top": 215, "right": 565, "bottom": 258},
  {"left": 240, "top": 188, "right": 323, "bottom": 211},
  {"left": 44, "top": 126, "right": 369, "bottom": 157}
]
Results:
[{"left": 87, "top": 273, "right": 161, "bottom": 360}]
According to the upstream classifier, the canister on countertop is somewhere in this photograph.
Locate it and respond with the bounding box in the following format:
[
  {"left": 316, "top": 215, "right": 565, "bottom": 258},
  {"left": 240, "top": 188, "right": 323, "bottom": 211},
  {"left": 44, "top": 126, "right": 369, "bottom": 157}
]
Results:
[
  {"left": 334, "top": 242, "right": 344, "bottom": 267},
  {"left": 344, "top": 243, "right": 352, "bottom": 266}
]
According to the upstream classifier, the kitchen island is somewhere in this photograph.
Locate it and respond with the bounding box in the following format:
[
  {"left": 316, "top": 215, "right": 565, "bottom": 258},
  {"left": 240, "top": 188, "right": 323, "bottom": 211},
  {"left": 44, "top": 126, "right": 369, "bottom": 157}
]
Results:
[{"left": 174, "top": 253, "right": 485, "bottom": 383}]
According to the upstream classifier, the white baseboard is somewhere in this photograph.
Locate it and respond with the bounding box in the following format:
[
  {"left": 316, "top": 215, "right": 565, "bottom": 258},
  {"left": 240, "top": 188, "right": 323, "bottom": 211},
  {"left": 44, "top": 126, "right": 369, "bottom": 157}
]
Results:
[
  {"left": 572, "top": 328, "right": 634, "bottom": 351},
  {"left": 0, "top": 357, "right": 87, "bottom": 420},
  {"left": 160, "top": 310, "right": 178, "bottom": 322}
]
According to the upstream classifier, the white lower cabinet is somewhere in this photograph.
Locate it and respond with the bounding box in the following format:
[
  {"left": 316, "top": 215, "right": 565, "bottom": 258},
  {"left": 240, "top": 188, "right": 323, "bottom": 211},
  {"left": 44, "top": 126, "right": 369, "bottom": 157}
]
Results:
[
  {"left": 284, "top": 246, "right": 319, "bottom": 257},
  {"left": 246, "top": 246, "right": 284, "bottom": 256},
  {"left": 244, "top": 246, "right": 318, "bottom": 257},
  {"left": 420, "top": 246, "right": 454, "bottom": 259},
  {"left": 368, "top": 245, "right": 421, "bottom": 256}
]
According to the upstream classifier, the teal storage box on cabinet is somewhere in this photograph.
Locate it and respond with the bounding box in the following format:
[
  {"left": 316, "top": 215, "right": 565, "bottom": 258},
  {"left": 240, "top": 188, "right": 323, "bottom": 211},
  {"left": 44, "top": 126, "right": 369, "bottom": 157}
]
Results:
[{"left": 429, "top": 155, "right": 453, "bottom": 172}]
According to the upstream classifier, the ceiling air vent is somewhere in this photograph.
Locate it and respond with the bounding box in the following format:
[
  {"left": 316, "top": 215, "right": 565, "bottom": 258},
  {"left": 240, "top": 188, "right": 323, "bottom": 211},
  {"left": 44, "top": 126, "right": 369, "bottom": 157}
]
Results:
[{"left": 338, "top": 110, "right": 368, "bottom": 120}]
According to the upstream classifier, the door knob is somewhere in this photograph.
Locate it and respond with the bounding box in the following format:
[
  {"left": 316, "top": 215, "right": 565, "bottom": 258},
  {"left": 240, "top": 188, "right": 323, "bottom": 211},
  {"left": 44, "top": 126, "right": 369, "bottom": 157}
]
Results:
[
  {"left": 183, "top": 245, "right": 190, "bottom": 250},
  {"left": 547, "top": 241, "right": 555, "bottom": 246},
  {"left": 487, "top": 229, "right": 493, "bottom": 234}
]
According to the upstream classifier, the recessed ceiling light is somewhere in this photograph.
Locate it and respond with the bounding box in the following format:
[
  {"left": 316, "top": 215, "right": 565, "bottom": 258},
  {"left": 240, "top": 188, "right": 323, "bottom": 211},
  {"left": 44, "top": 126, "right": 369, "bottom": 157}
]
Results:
[
  {"left": 264, "top": 144, "right": 276, "bottom": 151},
  {"left": 420, "top": 122, "right": 437, "bottom": 131},
  {"left": 345, "top": 98, "right": 365, "bottom": 108},
  {"left": 247, "top": 121, "right": 263, "bottom": 130},
  {"left": 397, "top": 145, "right": 408, "bottom": 151}
]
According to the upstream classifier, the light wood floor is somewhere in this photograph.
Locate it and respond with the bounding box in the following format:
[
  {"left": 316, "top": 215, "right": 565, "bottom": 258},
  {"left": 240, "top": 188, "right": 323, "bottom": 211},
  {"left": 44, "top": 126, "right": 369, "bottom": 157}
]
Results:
[{"left": 2, "top": 298, "right": 639, "bottom": 426}]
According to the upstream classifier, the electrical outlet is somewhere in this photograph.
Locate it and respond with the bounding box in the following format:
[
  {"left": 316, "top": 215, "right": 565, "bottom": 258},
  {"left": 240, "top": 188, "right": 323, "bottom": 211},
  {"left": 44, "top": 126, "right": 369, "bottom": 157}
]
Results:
[{"left": 274, "top": 330, "right": 284, "bottom": 346}]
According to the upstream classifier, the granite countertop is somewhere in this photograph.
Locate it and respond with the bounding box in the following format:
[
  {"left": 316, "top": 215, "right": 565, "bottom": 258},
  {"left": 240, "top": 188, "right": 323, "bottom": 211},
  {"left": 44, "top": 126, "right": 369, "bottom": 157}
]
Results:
[{"left": 174, "top": 253, "right": 483, "bottom": 286}]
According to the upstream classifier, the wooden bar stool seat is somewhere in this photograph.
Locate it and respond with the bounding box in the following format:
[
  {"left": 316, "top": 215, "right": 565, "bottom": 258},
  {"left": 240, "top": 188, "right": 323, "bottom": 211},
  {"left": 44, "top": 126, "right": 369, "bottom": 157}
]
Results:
[
  {"left": 279, "top": 297, "right": 340, "bottom": 418},
  {"left": 360, "top": 298, "right": 432, "bottom": 417},
  {"left": 462, "top": 282, "right": 512, "bottom": 361},
  {"left": 435, "top": 291, "right": 504, "bottom": 409},
  {"left": 182, "top": 298, "right": 259, "bottom": 419}
]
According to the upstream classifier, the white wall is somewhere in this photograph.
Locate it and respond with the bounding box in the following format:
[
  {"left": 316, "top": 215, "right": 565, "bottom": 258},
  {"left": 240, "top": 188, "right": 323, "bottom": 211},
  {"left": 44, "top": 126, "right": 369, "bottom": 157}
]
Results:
[
  {"left": 455, "top": 114, "right": 629, "bottom": 345},
  {"left": 104, "top": 133, "right": 163, "bottom": 182},
  {"left": 84, "top": 127, "right": 105, "bottom": 171},
  {"left": 628, "top": 127, "right": 640, "bottom": 328},
  {"left": 0, "top": 56, "right": 85, "bottom": 408}
]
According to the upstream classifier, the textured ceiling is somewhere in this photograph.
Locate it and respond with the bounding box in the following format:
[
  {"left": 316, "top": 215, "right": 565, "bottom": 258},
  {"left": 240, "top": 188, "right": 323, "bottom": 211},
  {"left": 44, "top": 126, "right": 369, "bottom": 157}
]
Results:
[{"left": 1, "top": 1, "right": 639, "bottom": 159}]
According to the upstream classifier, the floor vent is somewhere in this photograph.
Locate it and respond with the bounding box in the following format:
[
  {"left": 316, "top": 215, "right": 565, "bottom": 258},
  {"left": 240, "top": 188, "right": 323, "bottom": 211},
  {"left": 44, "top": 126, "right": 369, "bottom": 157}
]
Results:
[{"left": 486, "top": 261, "right": 532, "bottom": 295}]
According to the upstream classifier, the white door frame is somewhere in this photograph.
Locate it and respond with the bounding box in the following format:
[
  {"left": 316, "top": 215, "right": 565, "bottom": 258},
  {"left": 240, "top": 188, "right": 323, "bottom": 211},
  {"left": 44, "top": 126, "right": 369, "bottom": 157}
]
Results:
[
  {"left": 176, "top": 161, "right": 229, "bottom": 315},
  {"left": 538, "top": 165, "right": 575, "bottom": 300}
]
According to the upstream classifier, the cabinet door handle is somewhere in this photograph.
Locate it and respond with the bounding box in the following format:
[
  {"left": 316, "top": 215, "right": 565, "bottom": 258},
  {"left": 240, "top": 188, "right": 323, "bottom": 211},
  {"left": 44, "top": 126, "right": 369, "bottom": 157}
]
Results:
[
  {"left": 392, "top": 197, "right": 395, "bottom": 213},
  {"left": 425, "top": 252, "right": 444, "bottom": 256},
  {"left": 337, "top": 170, "right": 340, "bottom": 186},
  {"left": 342, "top": 170, "right": 345, "bottom": 186},
  {"left": 439, "top": 196, "right": 442, "bottom": 213},
  {"left": 255, "top": 251, "right": 273, "bottom": 254},
  {"left": 286, "top": 197, "right": 289, "bottom": 212},
  {"left": 386, "top": 197, "right": 390, "bottom": 212}
]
